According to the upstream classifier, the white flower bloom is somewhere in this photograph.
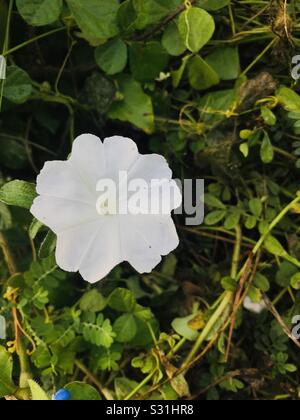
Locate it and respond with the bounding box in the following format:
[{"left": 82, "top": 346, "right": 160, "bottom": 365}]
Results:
[
  {"left": 31, "top": 134, "right": 182, "bottom": 283},
  {"left": 243, "top": 296, "right": 266, "bottom": 314}
]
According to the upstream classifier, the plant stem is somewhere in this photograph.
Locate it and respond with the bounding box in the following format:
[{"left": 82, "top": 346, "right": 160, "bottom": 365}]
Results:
[
  {"left": 124, "top": 371, "right": 155, "bottom": 400},
  {"left": 75, "top": 360, "right": 114, "bottom": 400}
]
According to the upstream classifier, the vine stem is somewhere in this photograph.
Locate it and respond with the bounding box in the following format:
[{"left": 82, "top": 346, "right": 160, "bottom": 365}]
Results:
[
  {"left": 0, "top": 0, "right": 14, "bottom": 112},
  {"left": 124, "top": 371, "right": 156, "bottom": 401}
]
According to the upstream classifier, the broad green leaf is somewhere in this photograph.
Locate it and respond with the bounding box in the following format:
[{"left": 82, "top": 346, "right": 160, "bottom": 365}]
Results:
[
  {"left": 108, "top": 75, "right": 154, "bottom": 133},
  {"left": 65, "top": 382, "right": 101, "bottom": 400},
  {"left": 260, "top": 132, "right": 274, "bottom": 164},
  {"left": 162, "top": 22, "right": 186, "bottom": 56},
  {"left": 28, "top": 380, "right": 50, "bottom": 400},
  {"left": 80, "top": 289, "right": 106, "bottom": 312},
  {"left": 0, "top": 346, "right": 16, "bottom": 398},
  {"left": 3, "top": 66, "right": 32, "bottom": 104},
  {"left": 0, "top": 180, "right": 37, "bottom": 209},
  {"left": 95, "top": 39, "right": 127, "bottom": 75},
  {"left": 108, "top": 288, "right": 136, "bottom": 312},
  {"left": 132, "top": 0, "right": 181, "bottom": 30},
  {"left": 129, "top": 41, "right": 169, "bottom": 82},
  {"left": 178, "top": 7, "right": 215, "bottom": 53},
  {"left": 66, "top": 0, "right": 119, "bottom": 44},
  {"left": 196, "top": 0, "right": 230, "bottom": 10},
  {"left": 188, "top": 55, "right": 219, "bottom": 90},
  {"left": 206, "top": 47, "right": 240, "bottom": 80},
  {"left": 16, "top": 0, "right": 62, "bottom": 26},
  {"left": 29, "top": 218, "right": 43, "bottom": 240},
  {"left": 113, "top": 313, "right": 137, "bottom": 343}
]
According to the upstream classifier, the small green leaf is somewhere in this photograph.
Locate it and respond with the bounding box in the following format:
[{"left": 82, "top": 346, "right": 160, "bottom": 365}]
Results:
[
  {"left": 108, "top": 288, "right": 136, "bottom": 312},
  {"left": 0, "top": 180, "right": 37, "bottom": 209},
  {"left": 291, "top": 273, "right": 300, "bottom": 290},
  {"left": 178, "top": 7, "right": 215, "bottom": 53},
  {"left": 38, "top": 230, "right": 57, "bottom": 259},
  {"left": 205, "top": 210, "right": 226, "bottom": 225},
  {"left": 264, "top": 235, "right": 287, "bottom": 257},
  {"left": 261, "top": 106, "right": 276, "bottom": 126},
  {"left": 16, "top": 0, "right": 62, "bottom": 26},
  {"left": 206, "top": 47, "right": 240, "bottom": 80},
  {"left": 254, "top": 272, "right": 270, "bottom": 292},
  {"left": 239, "top": 143, "right": 249, "bottom": 158},
  {"left": 95, "top": 39, "right": 127, "bottom": 75},
  {"left": 3, "top": 66, "right": 32, "bottom": 104},
  {"left": 260, "top": 132, "right": 274, "bottom": 164},
  {"left": 80, "top": 289, "right": 106, "bottom": 312},
  {"left": 249, "top": 198, "right": 263, "bottom": 218},
  {"left": 172, "top": 315, "right": 198, "bottom": 341},
  {"left": 224, "top": 210, "right": 241, "bottom": 230}
]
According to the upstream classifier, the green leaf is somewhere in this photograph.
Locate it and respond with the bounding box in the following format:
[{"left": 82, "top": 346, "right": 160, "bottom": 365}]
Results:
[
  {"left": 261, "top": 106, "right": 276, "bottom": 126},
  {"left": 188, "top": 55, "right": 220, "bottom": 90},
  {"left": 178, "top": 7, "right": 215, "bottom": 53},
  {"left": 172, "top": 315, "right": 198, "bottom": 341},
  {"left": 204, "top": 194, "right": 226, "bottom": 209},
  {"left": 291, "top": 273, "right": 300, "bottom": 290},
  {"left": 264, "top": 235, "right": 288, "bottom": 257},
  {"left": 65, "top": 382, "right": 101, "bottom": 400},
  {"left": 249, "top": 198, "right": 263, "bottom": 218},
  {"left": 82, "top": 314, "right": 115, "bottom": 348},
  {"left": 3, "top": 65, "right": 32, "bottom": 104},
  {"left": 29, "top": 218, "right": 43, "bottom": 240},
  {"left": 95, "top": 39, "right": 127, "bottom": 75},
  {"left": 254, "top": 272, "right": 270, "bottom": 292},
  {"left": 108, "top": 288, "right": 136, "bottom": 312},
  {"left": 162, "top": 21, "right": 186, "bottom": 56},
  {"left": 16, "top": 0, "right": 62, "bottom": 26},
  {"left": 66, "top": 0, "right": 119, "bottom": 44},
  {"left": 108, "top": 75, "right": 154, "bottom": 133},
  {"left": 205, "top": 210, "right": 226, "bottom": 225},
  {"left": 239, "top": 142, "right": 249, "bottom": 158},
  {"left": 0, "top": 180, "right": 37, "bottom": 209},
  {"left": 224, "top": 210, "right": 241, "bottom": 230},
  {"left": 132, "top": 0, "right": 181, "bottom": 30},
  {"left": 129, "top": 41, "right": 169, "bottom": 82},
  {"left": 80, "top": 289, "right": 106, "bottom": 312},
  {"left": 260, "top": 132, "right": 274, "bottom": 164},
  {"left": 113, "top": 313, "right": 137, "bottom": 343},
  {"left": 196, "top": 0, "right": 230, "bottom": 11},
  {"left": 276, "top": 86, "right": 300, "bottom": 113},
  {"left": 0, "top": 346, "right": 16, "bottom": 398},
  {"left": 206, "top": 47, "right": 240, "bottom": 80},
  {"left": 28, "top": 380, "right": 50, "bottom": 400}
]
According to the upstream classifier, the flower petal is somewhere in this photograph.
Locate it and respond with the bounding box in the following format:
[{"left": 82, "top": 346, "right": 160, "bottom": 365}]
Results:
[
  {"left": 36, "top": 160, "right": 95, "bottom": 205},
  {"left": 128, "top": 153, "right": 172, "bottom": 182},
  {"left": 78, "top": 217, "right": 123, "bottom": 283},
  {"left": 70, "top": 134, "right": 106, "bottom": 187},
  {"left": 103, "top": 136, "right": 139, "bottom": 179},
  {"left": 31, "top": 196, "right": 98, "bottom": 234},
  {"left": 120, "top": 215, "right": 179, "bottom": 273}
]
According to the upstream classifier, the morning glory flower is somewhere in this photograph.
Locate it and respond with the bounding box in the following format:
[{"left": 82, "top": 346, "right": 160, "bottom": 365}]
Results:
[
  {"left": 52, "top": 389, "right": 71, "bottom": 401},
  {"left": 31, "top": 134, "right": 182, "bottom": 283}
]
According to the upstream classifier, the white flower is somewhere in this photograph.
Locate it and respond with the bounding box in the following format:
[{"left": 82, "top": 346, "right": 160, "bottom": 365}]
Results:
[
  {"left": 243, "top": 296, "right": 266, "bottom": 314},
  {"left": 31, "top": 134, "right": 182, "bottom": 283}
]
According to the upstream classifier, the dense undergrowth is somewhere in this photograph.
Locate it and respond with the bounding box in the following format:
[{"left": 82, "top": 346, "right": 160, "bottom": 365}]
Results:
[{"left": 0, "top": 0, "right": 300, "bottom": 400}]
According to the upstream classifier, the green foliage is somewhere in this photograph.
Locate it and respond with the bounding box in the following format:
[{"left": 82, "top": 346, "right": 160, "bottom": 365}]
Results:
[{"left": 0, "top": 0, "right": 300, "bottom": 402}]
